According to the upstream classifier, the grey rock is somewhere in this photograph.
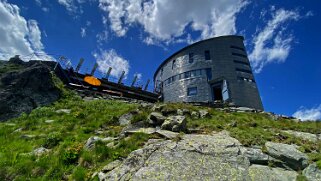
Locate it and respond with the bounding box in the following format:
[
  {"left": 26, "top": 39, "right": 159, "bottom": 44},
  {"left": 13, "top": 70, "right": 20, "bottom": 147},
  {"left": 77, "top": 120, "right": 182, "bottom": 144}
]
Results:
[
  {"left": 55, "top": 109, "right": 71, "bottom": 114},
  {"left": 151, "top": 104, "right": 166, "bottom": 112},
  {"left": 20, "top": 134, "right": 36, "bottom": 139},
  {"left": 0, "top": 62, "right": 61, "bottom": 122},
  {"left": 265, "top": 142, "right": 309, "bottom": 170},
  {"left": 45, "top": 120, "right": 55, "bottom": 123},
  {"left": 191, "top": 111, "right": 200, "bottom": 119},
  {"left": 100, "top": 160, "right": 122, "bottom": 174},
  {"left": 32, "top": 147, "right": 50, "bottom": 156},
  {"left": 84, "top": 136, "right": 114, "bottom": 150},
  {"left": 199, "top": 109, "right": 210, "bottom": 118},
  {"left": 83, "top": 96, "right": 94, "bottom": 101},
  {"left": 126, "top": 127, "right": 156, "bottom": 135},
  {"left": 177, "top": 109, "right": 183, "bottom": 116},
  {"left": 161, "top": 115, "right": 186, "bottom": 132},
  {"left": 242, "top": 147, "right": 271, "bottom": 165},
  {"left": 155, "top": 129, "right": 179, "bottom": 139},
  {"left": 98, "top": 132, "right": 251, "bottom": 181},
  {"left": 248, "top": 164, "right": 298, "bottom": 181},
  {"left": 148, "top": 112, "right": 166, "bottom": 126},
  {"left": 282, "top": 130, "right": 319, "bottom": 142},
  {"left": 303, "top": 163, "right": 321, "bottom": 181},
  {"left": 119, "top": 113, "right": 133, "bottom": 126}
]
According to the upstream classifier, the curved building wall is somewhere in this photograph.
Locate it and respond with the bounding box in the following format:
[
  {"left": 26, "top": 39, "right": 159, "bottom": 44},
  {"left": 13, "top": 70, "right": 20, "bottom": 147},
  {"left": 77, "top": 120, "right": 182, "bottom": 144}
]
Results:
[{"left": 154, "top": 35, "right": 263, "bottom": 110}]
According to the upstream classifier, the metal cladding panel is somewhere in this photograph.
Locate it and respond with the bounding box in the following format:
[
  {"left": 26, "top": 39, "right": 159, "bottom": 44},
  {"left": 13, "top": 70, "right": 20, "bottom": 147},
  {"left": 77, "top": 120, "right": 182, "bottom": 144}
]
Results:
[{"left": 154, "top": 35, "right": 263, "bottom": 110}]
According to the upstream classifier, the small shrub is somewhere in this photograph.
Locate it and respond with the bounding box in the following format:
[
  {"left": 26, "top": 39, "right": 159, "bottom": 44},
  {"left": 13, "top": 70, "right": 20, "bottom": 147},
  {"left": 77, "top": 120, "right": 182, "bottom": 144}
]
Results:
[
  {"left": 43, "top": 132, "right": 62, "bottom": 149},
  {"left": 72, "top": 166, "right": 87, "bottom": 181},
  {"left": 62, "top": 143, "right": 82, "bottom": 165}
]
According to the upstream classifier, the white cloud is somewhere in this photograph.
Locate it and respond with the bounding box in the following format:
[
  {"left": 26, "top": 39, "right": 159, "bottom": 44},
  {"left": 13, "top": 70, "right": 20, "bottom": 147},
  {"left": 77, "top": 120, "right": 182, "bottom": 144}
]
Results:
[
  {"left": 80, "top": 27, "right": 86, "bottom": 37},
  {"left": 293, "top": 105, "right": 321, "bottom": 121},
  {"left": 134, "top": 72, "right": 142, "bottom": 81},
  {"left": 249, "top": 8, "right": 300, "bottom": 73},
  {"left": 93, "top": 49, "right": 130, "bottom": 79},
  {"left": 0, "top": 1, "right": 51, "bottom": 61},
  {"left": 96, "top": 30, "right": 108, "bottom": 46},
  {"left": 98, "top": 0, "right": 248, "bottom": 44},
  {"left": 58, "top": 0, "right": 77, "bottom": 12}
]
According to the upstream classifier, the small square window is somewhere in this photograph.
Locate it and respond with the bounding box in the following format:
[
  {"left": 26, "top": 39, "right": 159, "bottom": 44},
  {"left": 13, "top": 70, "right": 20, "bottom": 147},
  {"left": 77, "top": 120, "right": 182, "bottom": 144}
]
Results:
[
  {"left": 189, "top": 53, "right": 194, "bottom": 63},
  {"left": 185, "top": 71, "right": 191, "bottom": 78},
  {"left": 205, "top": 50, "right": 210, "bottom": 60},
  {"left": 172, "top": 59, "right": 176, "bottom": 69},
  {"left": 187, "top": 87, "right": 197, "bottom": 96}
]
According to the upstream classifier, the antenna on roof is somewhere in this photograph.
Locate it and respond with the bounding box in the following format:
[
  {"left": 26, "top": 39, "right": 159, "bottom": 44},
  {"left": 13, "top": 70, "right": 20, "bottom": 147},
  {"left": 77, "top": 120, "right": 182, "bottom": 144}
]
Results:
[
  {"left": 144, "top": 79, "right": 150, "bottom": 91},
  {"left": 90, "top": 62, "right": 98, "bottom": 76},
  {"left": 105, "top": 67, "right": 112, "bottom": 80},
  {"left": 131, "top": 75, "right": 138, "bottom": 87},
  {"left": 118, "top": 71, "right": 125, "bottom": 84},
  {"left": 75, "top": 58, "right": 84, "bottom": 73}
]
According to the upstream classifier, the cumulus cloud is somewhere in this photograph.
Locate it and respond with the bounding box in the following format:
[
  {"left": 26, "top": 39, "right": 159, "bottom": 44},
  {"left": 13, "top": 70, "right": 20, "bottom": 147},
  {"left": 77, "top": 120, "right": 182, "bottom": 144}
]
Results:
[
  {"left": 249, "top": 8, "right": 301, "bottom": 73},
  {"left": 80, "top": 27, "right": 86, "bottom": 37},
  {"left": 93, "top": 49, "right": 130, "bottom": 79},
  {"left": 98, "top": 0, "right": 248, "bottom": 44},
  {"left": 58, "top": 0, "right": 77, "bottom": 12},
  {"left": 0, "top": 1, "right": 51, "bottom": 61},
  {"left": 293, "top": 105, "right": 321, "bottom": 121}
]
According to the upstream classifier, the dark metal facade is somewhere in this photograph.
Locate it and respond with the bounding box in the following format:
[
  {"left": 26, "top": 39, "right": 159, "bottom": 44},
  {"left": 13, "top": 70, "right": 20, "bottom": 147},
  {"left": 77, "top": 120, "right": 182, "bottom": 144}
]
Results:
[{"left": 154, "top": 35, "right": 263, "bottom": 110}]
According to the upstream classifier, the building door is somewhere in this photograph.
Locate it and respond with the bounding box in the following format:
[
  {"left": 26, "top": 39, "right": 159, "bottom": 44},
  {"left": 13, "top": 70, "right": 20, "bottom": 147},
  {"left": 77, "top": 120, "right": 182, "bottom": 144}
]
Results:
[
  {"left": 211, "top": 80, "right": 229, "bottom": 102},
  {"left": 213, "top": 85, "right": 223, "bottom": 101}
]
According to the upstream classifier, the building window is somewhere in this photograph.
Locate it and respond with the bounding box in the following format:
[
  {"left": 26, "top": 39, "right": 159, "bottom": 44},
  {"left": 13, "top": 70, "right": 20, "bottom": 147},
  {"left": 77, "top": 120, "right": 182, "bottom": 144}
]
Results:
[
  {"left": 206, "top": 68, "right": 212, "bottom": 80},
  {"left": 232, "top": 52, "right": 247, "bottom": 58},
  {"left": 205, "top": 50, "right": 210, "bottom": 60},
  {"left": 172, "top": 59, "right": 176, "bottom": 69},
  {"left": 187, "top": 87, "right": 197, "bottom": 96},
  {"left": 230, "top": 45, "right": 245, "bottom": 51},
  {"left": 184, "top": 71, "right": 191, "bottom": 78},
  {"left": 189, "top": 53, "right": 194, "bottom": 63},
  {"left": 236, "top": 68, "right": 252, "bottom": 74},
  {"left": 233, "top": 60, "right": 250, "bottom": 66}
]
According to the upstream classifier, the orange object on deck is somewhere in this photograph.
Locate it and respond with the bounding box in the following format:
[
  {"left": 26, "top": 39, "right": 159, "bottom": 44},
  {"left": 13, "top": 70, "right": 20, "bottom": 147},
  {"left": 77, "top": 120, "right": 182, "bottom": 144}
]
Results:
[{"left": 84, "top": 76, "right": 101, "bottom": 86}]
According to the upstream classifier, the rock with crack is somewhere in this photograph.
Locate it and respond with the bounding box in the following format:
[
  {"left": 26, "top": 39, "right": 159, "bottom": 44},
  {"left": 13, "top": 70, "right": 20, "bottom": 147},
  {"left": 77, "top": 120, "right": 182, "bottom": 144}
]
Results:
[
  {"left": 84, "top": 136, "right": 115, "bottom": 150},
  {"left": 303, "top": 163, "right": 321, "bottom": 181},
  {"left": 32, "top": 147, "right": 50, "bottom": 156},
  {"left": 281, "top": 130, "right": 319, "bottom": 142},
  {"left": 191, "top": 111, "right": 200, "bottom": 119},
  {"left": 98, "top": 131, "right": 251, "bottom": 180},
  {"left": 161, "top": 115, "right": 186, "bottom": 132},
  {"left": 119, "top": 112, "right": 133, "bottom": 126},
  {"left": 55, "top": 109, "right": 71, "bottom": 114},
  {"left": 265, "top": 142, "right": 309, "bottom": 170},
  {"left": 148, "top": 112, "right": 166, "bottom": 126},
  {"left": 242, "top": 147, "right": 271, "bottom": 165},
  {"left": 199, "top": 109, "right": 210, "bottom": 118},
  {"left": 248, "top": 164, "right": 298, "bottom": 181}
]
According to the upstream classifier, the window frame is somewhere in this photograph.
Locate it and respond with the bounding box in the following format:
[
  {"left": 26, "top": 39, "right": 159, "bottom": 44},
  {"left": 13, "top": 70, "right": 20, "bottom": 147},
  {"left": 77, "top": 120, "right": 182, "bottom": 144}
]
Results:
[{"left": 187, "top": 87, "right": 198, "bottom": 96}]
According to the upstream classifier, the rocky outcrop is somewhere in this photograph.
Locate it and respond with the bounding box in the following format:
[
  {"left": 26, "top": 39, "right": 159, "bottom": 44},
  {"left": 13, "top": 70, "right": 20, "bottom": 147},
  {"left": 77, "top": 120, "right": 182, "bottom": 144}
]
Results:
[
  {"left": 161, "top": 115, "right": 186, "bottom": 132},
  {"left": 98, "top": 132, "right": 251, "bottom": 180},
  {"left": 248, "top": 165, "right": 298, "bottom": 181},
  {"left": 147, "top": 112, "right": 166, "bottom": 126},
  {"left": 281, "top": 130, "right": 319, "bottom": 142},
  {"left": 0, "top": 62, "right": 61, "bottom": 121},
  {"left": 303, "top": 163, "right": 321, "bottom": 181},
  {"left": 265, "top": 142, "right": 309, "bottom": 170}
]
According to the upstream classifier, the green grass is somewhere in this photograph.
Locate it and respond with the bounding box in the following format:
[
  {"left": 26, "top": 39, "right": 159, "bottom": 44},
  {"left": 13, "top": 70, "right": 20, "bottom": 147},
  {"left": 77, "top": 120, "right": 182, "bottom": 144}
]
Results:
[
  {"left": 0, "top": 62, "right": 24, "bottom": 75},
  {"left": 0, "top": 81, "right": 149, "bottom": 180}
]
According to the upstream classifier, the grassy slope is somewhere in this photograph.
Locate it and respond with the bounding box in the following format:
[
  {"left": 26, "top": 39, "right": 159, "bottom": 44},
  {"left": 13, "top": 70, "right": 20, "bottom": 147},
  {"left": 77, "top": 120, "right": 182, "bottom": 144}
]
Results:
[{"left": 0, "top": 74, "right": 320, "bottom": 180}]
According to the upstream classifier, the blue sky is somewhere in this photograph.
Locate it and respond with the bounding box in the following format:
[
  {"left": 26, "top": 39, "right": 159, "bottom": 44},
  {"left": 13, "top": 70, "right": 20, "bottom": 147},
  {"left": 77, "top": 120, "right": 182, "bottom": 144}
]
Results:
[{"left": 0, "top": 0, "right": 320, "bottom": 120}]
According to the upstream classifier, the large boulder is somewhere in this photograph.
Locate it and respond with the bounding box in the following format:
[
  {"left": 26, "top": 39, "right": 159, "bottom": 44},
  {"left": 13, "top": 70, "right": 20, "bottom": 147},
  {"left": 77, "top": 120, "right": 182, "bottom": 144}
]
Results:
[
  {"left": 265, "top": 142, "right": 309, "bottom": 170},
  {"left": 303, "top": 163, "right": 321, "bottom": 181},
  {"left": 148, "top": 112, "right": 166, "bottom": 126},
  {"left": 161, "top": 115, "right": 186, "bottom": 132},
  {"left": 98, "top": 132, "right": 251, "bottom": 181},
  {"left": 248, "top": 165, "right": 298, "bottom": 181},
  {"left": 0, "top": 63, "right": 61, "bottom": 121},
  {"left": 281, "top": 130, "right": 319, "bottom": 142},
  {"left": 242, "top": 147, "right": 271, "bottom": 165}
]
